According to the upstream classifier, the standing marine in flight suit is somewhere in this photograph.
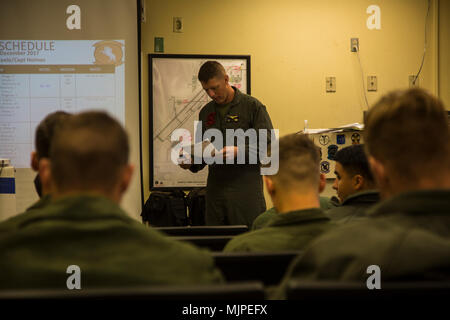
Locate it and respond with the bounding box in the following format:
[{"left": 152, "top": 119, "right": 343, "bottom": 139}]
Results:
[{"left": 180, "top": 61, "right": 274, "bottom": 227}]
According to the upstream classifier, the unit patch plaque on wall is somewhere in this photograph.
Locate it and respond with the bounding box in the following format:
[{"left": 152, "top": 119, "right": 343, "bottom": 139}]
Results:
[{"left": 308, "top": 128, "right": 364, "bottom": 178}]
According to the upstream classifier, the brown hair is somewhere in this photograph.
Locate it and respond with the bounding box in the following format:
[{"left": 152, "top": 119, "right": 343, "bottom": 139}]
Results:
[
  {"left": 35, "top": 111, "right": 71, "bottom": 159},
  {"left": 364, "top": 88, "right": 449, "bottom": 181},
  {"left": 271, "top": 133, "right": 321, "bottom": 188},
  {"left": 198, "top": 61, "right": 226, "bottom": 83},
  {"left": 50, "top": 111, "right": 129, "bottom": 193}
]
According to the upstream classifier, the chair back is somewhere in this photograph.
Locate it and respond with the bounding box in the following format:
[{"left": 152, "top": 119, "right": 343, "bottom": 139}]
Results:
[{"left": 213, "top": 251, "right": 302, "bottom": 285}]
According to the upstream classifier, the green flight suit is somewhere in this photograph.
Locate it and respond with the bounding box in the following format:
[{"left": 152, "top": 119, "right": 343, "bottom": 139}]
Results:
[
  {"left": 272, "top": 190, "right": 450, "bottom": 299},
  {"left": 0, "top": 194, "right": 224, "bottom": 289},
  {"left": 251, "top": 207, "right": 277, "bottom": 231},
  {"left": 251, "top": 197, "right": 339, "bottom": 230},
  {"left": 223, "top": 208, "right": 336, "bottom": 252},
  {"left": 325, "top": 190, "right": 380, "bottom": 224},
  {"left": 189, "top": 87, "right": 274, "bottom": 227}
]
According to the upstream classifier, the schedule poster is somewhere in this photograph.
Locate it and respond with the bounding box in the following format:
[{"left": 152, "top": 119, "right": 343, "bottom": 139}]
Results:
[{"left": 0, "top": 40, "right": 125, "bottom": 168}]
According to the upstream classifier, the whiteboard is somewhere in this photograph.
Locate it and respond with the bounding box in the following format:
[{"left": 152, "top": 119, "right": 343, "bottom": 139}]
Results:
[{"left": 149, "top": 54, "right": 250, "bottom": 190}]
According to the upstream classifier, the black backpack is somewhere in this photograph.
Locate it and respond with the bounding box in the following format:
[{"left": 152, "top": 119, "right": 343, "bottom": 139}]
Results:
[
  {"left": 186, "top": 187, "right": 207, "bottom": 226},
  {"left": 140, "top": 190, "right": 188, "bottom": 227}
]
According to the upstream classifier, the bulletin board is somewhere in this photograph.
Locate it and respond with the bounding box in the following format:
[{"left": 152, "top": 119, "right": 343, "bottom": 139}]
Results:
[{"left": 149, "top": 54, "right": 251, "bottom": 190}]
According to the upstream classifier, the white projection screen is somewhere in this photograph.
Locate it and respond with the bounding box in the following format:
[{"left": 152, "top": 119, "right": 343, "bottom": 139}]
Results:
[{"left": 0, "top": 0, "right": 143, "bottom": 219}]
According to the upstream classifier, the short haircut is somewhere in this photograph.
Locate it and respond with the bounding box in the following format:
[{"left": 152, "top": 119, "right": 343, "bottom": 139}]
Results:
[
  {"left": 271, "top": 133, "right": 321, "bottom": 189},
  {"left": 334, "top": 144, "right": 374, "bottom": 183},
  {"left": 50, "top": 111, "right": 129, "bottom": 193},
  {"left": 35, "top": 111, "right": 71, "bottom": 159},
  {"left": 364, "top": 88, "right": 449, "bottom": 181},
  {"left": 198, "top": 61, "right": 226, "bottom": 83}
]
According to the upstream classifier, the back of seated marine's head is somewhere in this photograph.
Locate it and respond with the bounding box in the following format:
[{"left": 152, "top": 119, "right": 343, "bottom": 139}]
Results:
[
  {"left": 32, "top": 111, "right": 72, "bottom": 197},
  {"left": 264, "top": 133, "right": 324, "bottom": 206},
  {"left": 46, "top": 111, "right": 133, "bottom": 204},
  {"left": 263, "top": 133, "right": 326, "bottom": 214},
  {"left": 273, "top": 133, "right": 322, "bottom": 189},
  {"left": 34, "top": 111, "right": 72, "bottom": 161},
  {"left": 364, "top": 88, "right": 450, "bottom": 198}
]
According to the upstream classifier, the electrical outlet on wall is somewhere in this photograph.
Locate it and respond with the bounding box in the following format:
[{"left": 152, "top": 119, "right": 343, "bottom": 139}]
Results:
[
  {"left": 326, "top": 77, "right": 336, "bottom": 92},
  {"left": 367, "top": 76, "right": 377, "bottom": 91},
  {"left": 173, "top": 17, "right": 183, "bottom": 33},
  {"left": 351, "top": 38, "right": 359, "bottom": 52}
]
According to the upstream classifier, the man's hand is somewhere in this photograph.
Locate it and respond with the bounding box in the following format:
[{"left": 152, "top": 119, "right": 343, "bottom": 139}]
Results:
[
  {"left": 218, "top": 146, "right": 239, "bottom": 161},
  {"left": 178, "top": 145, "right": 192, "bottom": 169}
]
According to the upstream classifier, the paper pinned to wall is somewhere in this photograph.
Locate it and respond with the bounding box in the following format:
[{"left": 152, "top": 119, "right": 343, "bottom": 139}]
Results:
[{"left": 301, "top": 123, "right": 364, "bottom": 135}]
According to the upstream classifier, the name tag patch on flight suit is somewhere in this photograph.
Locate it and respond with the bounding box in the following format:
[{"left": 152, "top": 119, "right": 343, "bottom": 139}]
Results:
[{"left": 226, "top": 115, "right": 239, "bottom": 123}]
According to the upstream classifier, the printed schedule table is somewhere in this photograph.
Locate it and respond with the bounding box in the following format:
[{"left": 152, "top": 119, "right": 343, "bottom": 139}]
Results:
[{"left": 0, "top": 64, "right": 116, "bottom": 167}]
